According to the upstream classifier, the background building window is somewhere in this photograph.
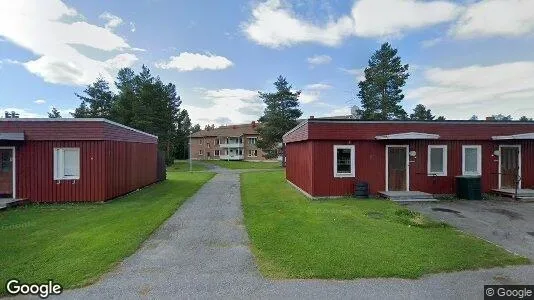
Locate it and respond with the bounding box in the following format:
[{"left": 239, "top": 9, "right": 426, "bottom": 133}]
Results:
[
  {"left": 334, "top": 145, "right": 355, "bottom": 177},
  {"left": 54, "top": 148, "right": 80, "bottom": 180},
  {"left": 248, "top": 150, "right": 257, "bottom": 157},
  {"left": 248, "top": 137, "right": 257, "bottom": 145},
  {"left": 214, "top": 150, "right": 220, "bottom": 156},
  {"left": 199, "top": 150, "right": 203, "bottom": 155},
  {"left": 428, "top": 145, "right": 447, "bottom": 176},
  {"left": 462, "top": 145, "right": 482, "bottom": 175},
  {"left": 207, "top": 142, "right": 210, "bottom": 148},
  {"left": 199, "top": 139, "right": 202, "bottom": 145}
]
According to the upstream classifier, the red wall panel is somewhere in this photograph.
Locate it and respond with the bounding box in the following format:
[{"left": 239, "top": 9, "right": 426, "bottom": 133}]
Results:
[
  {"left": 285, "top": 141, "right": 313, "bottom": 195},
  {"left": 287, "top": 139, "right": 534, "bottom": 197},
  {"left": 14, "top": 140, "right": 158, "bottom": 202}
]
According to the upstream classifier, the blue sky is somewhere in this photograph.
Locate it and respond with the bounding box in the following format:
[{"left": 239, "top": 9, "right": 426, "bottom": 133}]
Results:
[{"left": 1, "top": 0, "right": 534, "bottom": 126}]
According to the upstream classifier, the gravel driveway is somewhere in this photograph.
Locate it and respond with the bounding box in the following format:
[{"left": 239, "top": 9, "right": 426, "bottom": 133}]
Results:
[{"left": 62, "top": 170, "right": 534, "bottom": 299}]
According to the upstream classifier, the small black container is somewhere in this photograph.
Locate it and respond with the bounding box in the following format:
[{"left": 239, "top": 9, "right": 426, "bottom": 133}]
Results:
[{"left": 354, "top": 182, "right": 369, "bottom": 198}]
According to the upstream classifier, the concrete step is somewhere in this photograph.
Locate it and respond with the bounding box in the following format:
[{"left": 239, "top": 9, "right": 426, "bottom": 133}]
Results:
[
  {"left": 0, "top": 198, "right": 30, "bottom": 211},
  {"left": 394, "top": 198, "right": 439, "bottom": 203}
]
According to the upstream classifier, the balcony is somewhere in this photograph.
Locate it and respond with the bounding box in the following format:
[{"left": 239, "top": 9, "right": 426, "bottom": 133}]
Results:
[
  {"left": 219, "top": 155, "right": 244, "bottom": 160},
  {"left": 219, "top": 143, "right": 243, "bottom": 148}
]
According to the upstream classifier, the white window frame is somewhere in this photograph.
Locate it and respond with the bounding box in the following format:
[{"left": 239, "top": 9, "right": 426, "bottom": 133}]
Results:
[
  {"left": 53, "top": 147, "right": 80, "bottom": 180},
  {"left": 248, "top": 149, "right": 258, "bottom": 157},
  {"left": 248, "top": 137, "right": 257, "bottom": 145},
  {"left": 207, "top": 142, "right": 210, "bottom": 148},
  {"left": 214, "top": 150, "right": 220, "bottom": 156},
  {"left": 462, "top": 145, "right": 482, "bottom": 176},
  {"left": 427, "top": 145, "right": 447, "bottom": 176},
  {"left": 199, "top": 150, "right": 203, "bottom": 155},
  {"left": 333, "top": 145, "right": 355, "bottom": 178},
  {"left": 199, "top": 139, "right": 202, "bottom": 145}
]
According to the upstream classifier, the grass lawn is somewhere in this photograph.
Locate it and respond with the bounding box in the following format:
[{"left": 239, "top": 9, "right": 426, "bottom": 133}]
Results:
[
  {"left": 0, "top": 172, "right": 214, "bottom": 295},
  {"left": 167, "top": 159, "right": 208, "bottom": 172},
  {"left": 241, "top": 171, "right": 529, "bottom": 279},
  {"left": 205, "top": 160, "right": 282, "bottom": 169}
]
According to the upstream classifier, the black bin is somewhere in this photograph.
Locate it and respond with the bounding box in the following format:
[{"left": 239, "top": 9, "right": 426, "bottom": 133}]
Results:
[
  {"left": 456, "top": 176, "right": 482, "bottom": 200},
  {"left": 354, "top": 182, "right": 369, "bottom": 198}
]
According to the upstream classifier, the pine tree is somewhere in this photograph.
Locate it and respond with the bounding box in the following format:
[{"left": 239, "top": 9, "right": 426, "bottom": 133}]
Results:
[
  {"left": 519, "top": 116, "right": 533, "bottom": 121},
  {"left": 358, "top": 43, "right": 409, "bottom": 120},
  {"left": 72, "top": 77, "right": 115, "bottom": 118},
  {"left": 409, "top": 104, "right": 434, "bottom": 120},
  {"left": 257, "top": 76, "right": 302, "bottom": 157},
  {"left": 436, "top": 116, "right": 446, "bottom": 121},
  {"left": 48, "top": 107, "right": 62, "bottom": 118},
  {"left": 469, "top": 115, "right": 479, "bottom": 121}
]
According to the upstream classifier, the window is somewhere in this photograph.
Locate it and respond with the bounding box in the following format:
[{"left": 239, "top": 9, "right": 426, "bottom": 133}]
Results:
[
  {"left": 462, "top": 145, "right": 482, "bottom": 175},
  {"left": 215, "top": 139, "right": 219, "bottom": 145},
  {"left": 207, "top": 142, "right": 210, "bottom": 148},
  {"left": 199, "top": 139, "right": 202, "bottom": 145},
  {"left": 428, "top": 145, "right": 447, "bottom": 176},
  {"left": 54, "top": 148, "right": 80, "bottom": 180},
  {"left": 199, "top": 150, "right": 203, "bottom": 155},
  {"left": 248, "top": 137, "right": 257, "bottom": 145},
  {"left": 238, "top": 149, "right": 243, "bottom": 155},
  {"left": 333, "top": 145, "right": 355, "bottom": 177},
  {"left": 248, "top": 150, "right": 257, "bottom": 157},
  {"left": 214, "top": 150, "right": 220, "bottom": 156}
]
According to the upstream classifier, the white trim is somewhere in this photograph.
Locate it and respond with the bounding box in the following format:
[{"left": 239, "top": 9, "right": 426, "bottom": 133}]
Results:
[
  {"left": 333, "top": 145, "right": 355, "bottom": 178},
  {"left": 376, "top": 132, "right": 440, "bottom": 140},
  {"left": 0, "top": 147, "right": 16, "bottom": 199},
  {"left": 427, "top": 145, "right": 448, "bottom": 176},
  {"left": 492, "top": 133, "right": 534, "bottom": 140},
  {"left": 385, "top": 145, "right": 410, "bottom": 191},
  {"left": 498, "top": 145, "right": 522, "bottom": 189},
  {"left": 53, "top": 147, "right": 80, "bottom": 180},
  {"left": 248, "top": 149, "right": 258, "bottom": 157},
  {"left": 462, "top": 145, "right": 482, "bottom": 176}
]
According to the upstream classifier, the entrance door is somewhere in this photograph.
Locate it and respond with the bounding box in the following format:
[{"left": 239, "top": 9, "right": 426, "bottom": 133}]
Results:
[
  {"left": 387, "top": 146, "right": 408, "bottom": 191},
  {"left": 0, "top": 148, "right": 14, "bottom": 198},
  {"left": 500, "top": 146, "right": 520, "bottom": 189}
]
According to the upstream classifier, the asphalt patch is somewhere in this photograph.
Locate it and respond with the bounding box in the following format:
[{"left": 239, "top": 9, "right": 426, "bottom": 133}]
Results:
[
  {"left": 488, "top": 208, "right": 523, "bottom": 220},
  {"left": 432, "top": 207, "right": 464, "bottom": 217}
]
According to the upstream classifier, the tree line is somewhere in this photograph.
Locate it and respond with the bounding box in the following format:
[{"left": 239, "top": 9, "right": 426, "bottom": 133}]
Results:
[{"left": 57, "top": 65, "right": 200, "bottom": 164}]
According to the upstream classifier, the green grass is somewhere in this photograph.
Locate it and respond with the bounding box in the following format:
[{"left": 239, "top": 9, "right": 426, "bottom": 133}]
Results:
[
  {"left": 0, "top": 172, "right": 214, "bottom": 294},
  {"left": 167, "top": 159, "right": 208, "bottom": 172},
  {"left": 241, "top": 171, "right": 529, "bottom": 279},
  {"left": 205, "top": 160, "right": 282, "bottom": 169}
]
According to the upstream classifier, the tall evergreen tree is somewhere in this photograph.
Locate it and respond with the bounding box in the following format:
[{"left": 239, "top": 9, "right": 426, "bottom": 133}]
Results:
[
  {"left": 357, "top": 42, "right": 409, "bottom": 120},
  {"left": 436, "top": 116, "right": 446, "bottom": 121},
  {"left": 519, "top": 116, "right": 533, "bottom": 121},
  {"left": 256, "top": 76, "right": 302, "bottom": 157},
  {"left": 409, "top": 104, "right": 434, "bottom": 120},
  {"left": 491, "top": 114, "right": 513, "bottom": 121},
  {"left": 72, "top": 77, "right": 115, "bottom": 118},
  {"left": 469, "top": 115, "right": 479, "bottom": 121},
  {"left": 48, "top": 107, "right": 62, "bottom": 118}
]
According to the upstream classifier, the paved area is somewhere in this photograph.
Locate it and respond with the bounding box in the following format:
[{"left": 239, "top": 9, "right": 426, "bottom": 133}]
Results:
[
  {"left": 406, "top": 200, "right": 534, "bottom": 261},
  {"left": 61, "top": 170, "right": 534, "bottom": 299}
]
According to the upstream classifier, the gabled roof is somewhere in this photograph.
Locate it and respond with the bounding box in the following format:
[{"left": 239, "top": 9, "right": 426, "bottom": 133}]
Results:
[
  {"left": 375, "top": 132, "right": 440, "bottom": 140},
  {"left": 492, "top": 133, "right": 534, "bottom": 140},
  {"left": 190, "top": 123, "right": 260, "bottom": 138}
]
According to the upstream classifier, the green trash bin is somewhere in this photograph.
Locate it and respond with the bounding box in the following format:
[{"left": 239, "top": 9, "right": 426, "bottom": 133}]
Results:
[{"left": 456, "top": 176, "right": 482, "bottom": 200}]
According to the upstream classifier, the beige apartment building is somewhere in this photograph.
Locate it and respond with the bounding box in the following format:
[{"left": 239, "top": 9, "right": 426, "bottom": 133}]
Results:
[{"left": 190, "top": 122, "right": 270, "bottom": 161}]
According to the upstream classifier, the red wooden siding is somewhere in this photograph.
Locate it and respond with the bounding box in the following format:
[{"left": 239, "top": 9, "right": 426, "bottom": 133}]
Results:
[
  {"left": 285, "top": 141, "right": 313, "bottom": 195},
  {"left": 15, "top": 140, "right": 158, "bottom": 202}
]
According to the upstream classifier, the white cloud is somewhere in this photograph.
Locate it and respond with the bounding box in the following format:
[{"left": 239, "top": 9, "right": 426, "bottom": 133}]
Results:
[
  {"left": 184, "top": 88, "right": 264, "bottom": 126},
  {"left": 243, "top": 0, "right": 461, "bottom": 47},
  {"left": 155, "top": 52, "right": 233, "bottom": 72},
  {"left": 406, "top": 61, "right": 534, "bottom": 119},
  {"left": 351, "top": 0, "right": 461, "bottom": 38},
  {"left": 99, "top": 12, "right": 123, "bottom": 30},
  {"left": 300, "top": 83, "right": 333, "bottom": 104},
  {"left": 307, "top": 55, "right": 332, "bottom": 66},
  {"left": 0, "top": 0, "right": 138, "bottom": 85},
  {"left": 340, "top": 67, "right": 365, "bottom": 82},
  {"left": 34, "top": 99, "right": 46, "bottom": 104},
  {"left": 129, "top": 22, "right": 136, "bottom": 32},
  {"left": 451, "top": 0, "right": 534, "bottom": 39}
]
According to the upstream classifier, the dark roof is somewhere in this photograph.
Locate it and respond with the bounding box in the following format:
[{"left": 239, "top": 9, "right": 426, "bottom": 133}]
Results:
[
  {"left": 190, "top": 123, "right": 259, "bottom": 137},
  {"left": 0, "top": 118, "right": 157, "bottom": 143}
]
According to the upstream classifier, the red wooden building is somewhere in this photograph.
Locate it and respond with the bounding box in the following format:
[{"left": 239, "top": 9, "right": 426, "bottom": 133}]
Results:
[
  {"left": 0, "top": 118, "right": 161, "bottom": 203},
  {"left": 283, "top": 118, "right": 534, "bottom": 198}
]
